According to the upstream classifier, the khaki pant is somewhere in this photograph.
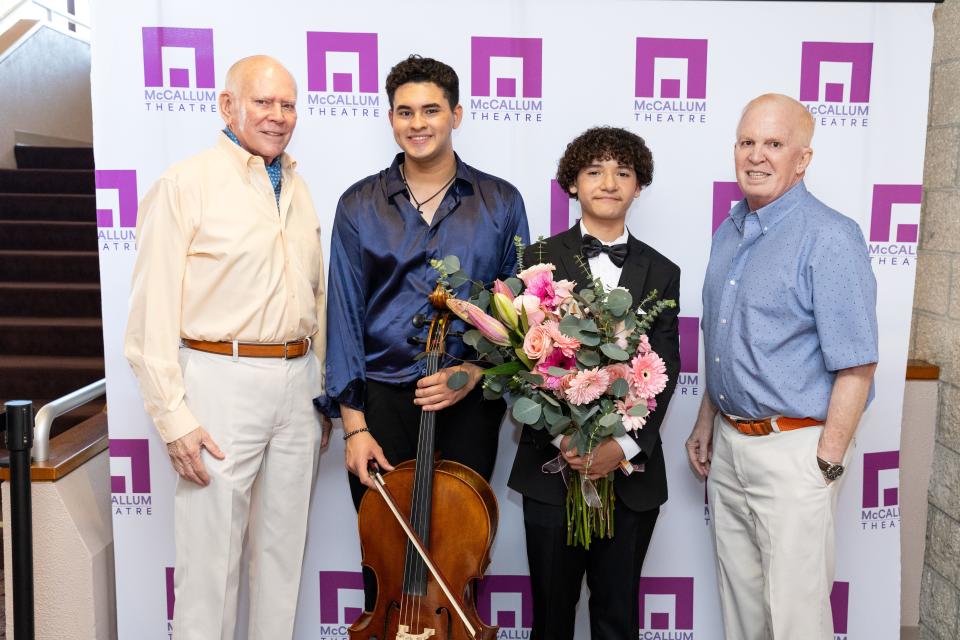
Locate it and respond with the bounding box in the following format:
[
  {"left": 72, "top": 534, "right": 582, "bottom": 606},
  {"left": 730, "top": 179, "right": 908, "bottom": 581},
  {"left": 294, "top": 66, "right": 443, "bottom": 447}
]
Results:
[
  {"left": 172, "top": 347, "right": 321, "bottom": 640},
  {"left": 708, "top": 414, "right": 849, "bottom": 640}
]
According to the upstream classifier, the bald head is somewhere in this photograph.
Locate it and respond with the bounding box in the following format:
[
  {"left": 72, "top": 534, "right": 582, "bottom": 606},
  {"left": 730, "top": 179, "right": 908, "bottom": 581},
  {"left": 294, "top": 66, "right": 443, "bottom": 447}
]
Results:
[
  {"left": 733, "top": 93, "right": 815, "bottom": 211},
  {"left": 218, "top": 55, "right": 298, "bottom": 165},
  {"left": 737, "top": 93, "right": 814, "bottom": 147}
]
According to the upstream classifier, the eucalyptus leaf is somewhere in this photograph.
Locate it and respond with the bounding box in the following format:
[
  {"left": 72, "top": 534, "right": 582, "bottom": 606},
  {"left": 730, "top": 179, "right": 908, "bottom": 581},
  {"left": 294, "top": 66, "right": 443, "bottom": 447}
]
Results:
[
  {"left": 611, "top": 377, "right": 629, "bottom": 398},
  {"left": 517, "top": 370, "right": 544, "bottom": 386},
  {"left": 447, "top": 370, "right": 469, "bottom": 390},
  {"left": 559, "top": 315, "right": 582, "bottom": 338},
  {"left": 463, "top": 329, "right": 482, "bottom": 348},
  {"left": 442, "top": 255, "right": 461, "bottom": 274},
  {"left": 612, "top": 420, "right": 627, "bottom": 437},
  {"left": 599, "top": 413, "right": 621, "bottom": 428},
  {"left": 483, "top": 386, "right": 504, "bottom": 401},
  {"left": 512, "top": 397, "right": 543, "bottom": 425},
  {"left": 542, "top": 402, "right": 562, "bottom": 424},
  {"left": 538, "top": 390, "right": 561, "bottom": 407},
  {"left": 505, "top": 277, "right": 523, "bottom": 297},
  {"left": 579, "top": 333, "right": 601, "bottom": 347},
  {"left": 546, "top": 416, "right": 571, "bottom": 436},
  {"left": 606, "top": 288, "right": 633, "bottom": 316},
  {"left": 475, "top": 336, "right": 495, "bottom": 354},
  {"left": 577, "top": 349, "right": 601, "bottom": 367},
  {"left": 546, "top": 366, "right": 574, "bottom": 377},
  {"left": 627, "top": 403, "right": 650, "bottom": 417},
  {"left": 579, "top": 318, "right": 599, "bottom": 333},
  {"left": 600, "top": 343, "right": 630, "bottom": 361},
  {"left": 579, "top": 289, "right": 596, "bottom": 303},
  {"left": 474, "top": 290, "right": 491, "bottom": 312},
  {"left": 448, "top": 270, "right": 469, "bottom": 289},
  {"left": 485, "top": 378, "right": 504, "bottom": 393}
]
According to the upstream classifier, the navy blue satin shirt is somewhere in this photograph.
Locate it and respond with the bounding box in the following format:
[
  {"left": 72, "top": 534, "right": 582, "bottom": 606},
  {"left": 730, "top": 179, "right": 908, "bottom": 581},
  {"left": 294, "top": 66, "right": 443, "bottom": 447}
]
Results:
[{"left": 317, "top": 153, "right": 529, "bottom": 417}]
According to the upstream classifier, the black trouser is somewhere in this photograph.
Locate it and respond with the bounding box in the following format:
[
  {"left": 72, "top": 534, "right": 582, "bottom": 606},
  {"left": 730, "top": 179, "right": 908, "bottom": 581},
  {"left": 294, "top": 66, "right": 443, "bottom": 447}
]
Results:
[
  {"left": 349, "top": 379, "right": 505, "bottom": 610},
  {"left": 522, "top": 495, "right": 660, "bottom": 640}
]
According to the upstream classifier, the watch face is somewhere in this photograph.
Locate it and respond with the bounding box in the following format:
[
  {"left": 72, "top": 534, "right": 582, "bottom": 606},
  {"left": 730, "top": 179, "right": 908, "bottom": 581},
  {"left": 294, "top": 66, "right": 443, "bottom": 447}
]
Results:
[{"left": 824, "top": 465, "right": 844, "bottom": 481}]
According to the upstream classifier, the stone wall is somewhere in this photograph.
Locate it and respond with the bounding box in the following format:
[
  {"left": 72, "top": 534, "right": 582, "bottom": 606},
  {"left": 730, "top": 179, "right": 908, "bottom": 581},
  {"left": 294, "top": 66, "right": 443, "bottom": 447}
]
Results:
[{"left": 911, "top": 1, "right": 960, "bottom": 637}]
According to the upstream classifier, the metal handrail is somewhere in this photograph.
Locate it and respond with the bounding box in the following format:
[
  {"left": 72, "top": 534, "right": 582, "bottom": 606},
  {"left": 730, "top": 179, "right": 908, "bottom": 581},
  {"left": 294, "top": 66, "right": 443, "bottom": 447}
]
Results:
[
  {"left": 0, "top": 0, "right": 89, "bottom": 31},
  {"left": 32, "top": 378, "right": 105, "bottom": 462}
]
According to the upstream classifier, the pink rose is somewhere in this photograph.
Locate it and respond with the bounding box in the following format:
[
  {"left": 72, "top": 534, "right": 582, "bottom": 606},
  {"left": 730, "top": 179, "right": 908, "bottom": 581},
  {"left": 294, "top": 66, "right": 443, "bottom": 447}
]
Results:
[
  {"left": 522, "top": 324, "right": 553, "bottom": 361},
  {"left": 514, "top": 294, "right": 546, "bottom": 326},
  {"left": 517, "top": 263, "right": 556, "bottom": 288}
]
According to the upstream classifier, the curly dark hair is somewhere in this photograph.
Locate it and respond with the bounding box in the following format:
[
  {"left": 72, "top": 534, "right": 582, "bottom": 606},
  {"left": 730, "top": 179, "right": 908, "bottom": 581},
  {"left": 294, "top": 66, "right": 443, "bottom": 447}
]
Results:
[
  {"left": 556, "top": 127, "right": 654, "bottom": 198},
  {"left": 385, "top": 55, "right": 459, "bottom": 110}
]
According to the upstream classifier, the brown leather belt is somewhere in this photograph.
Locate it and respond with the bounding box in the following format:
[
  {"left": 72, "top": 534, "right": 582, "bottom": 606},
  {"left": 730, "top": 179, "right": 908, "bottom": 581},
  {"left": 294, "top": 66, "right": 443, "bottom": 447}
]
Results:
[
  {"left": 722, "top": 413, "right": 821, "bottom": 436},
  {"left": 182, "top": 338, "right": 310, "bottom": 359}
]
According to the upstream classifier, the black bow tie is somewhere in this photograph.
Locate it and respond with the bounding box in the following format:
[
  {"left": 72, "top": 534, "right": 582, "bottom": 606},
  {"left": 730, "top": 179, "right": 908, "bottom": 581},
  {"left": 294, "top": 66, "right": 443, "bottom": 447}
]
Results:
[{"left": 581, "top": 234, "right": 629, "bottom": 268}]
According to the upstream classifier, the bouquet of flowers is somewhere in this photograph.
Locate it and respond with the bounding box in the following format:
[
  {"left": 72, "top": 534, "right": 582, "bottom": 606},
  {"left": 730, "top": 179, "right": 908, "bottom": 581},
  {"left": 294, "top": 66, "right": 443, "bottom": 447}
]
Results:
[{"left": 432, "top": 240, "right": 675, "bottom": 548}]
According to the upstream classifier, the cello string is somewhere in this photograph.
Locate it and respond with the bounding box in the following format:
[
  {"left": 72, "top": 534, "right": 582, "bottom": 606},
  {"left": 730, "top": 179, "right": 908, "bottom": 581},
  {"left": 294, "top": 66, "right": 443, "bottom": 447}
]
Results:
[{"left": 409, "top": 347, "right": 437, "bottom": 633}]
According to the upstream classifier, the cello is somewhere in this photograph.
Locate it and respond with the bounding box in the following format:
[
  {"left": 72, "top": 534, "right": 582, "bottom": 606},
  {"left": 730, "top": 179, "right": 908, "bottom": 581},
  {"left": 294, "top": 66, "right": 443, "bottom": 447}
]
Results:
[{"left": 350, "top": 284, "right": 499, "bottom": 640}]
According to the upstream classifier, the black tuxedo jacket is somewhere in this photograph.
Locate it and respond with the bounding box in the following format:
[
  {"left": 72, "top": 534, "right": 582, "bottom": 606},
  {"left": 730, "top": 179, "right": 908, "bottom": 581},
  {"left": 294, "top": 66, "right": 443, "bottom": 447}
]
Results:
[{"left": 507, "top": 223, "right": 681, "bottom": 512}]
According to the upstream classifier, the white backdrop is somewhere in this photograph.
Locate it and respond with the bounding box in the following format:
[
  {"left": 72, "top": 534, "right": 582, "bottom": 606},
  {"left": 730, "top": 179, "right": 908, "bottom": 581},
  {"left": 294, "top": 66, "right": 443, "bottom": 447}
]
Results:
[{"left": 90, "top": 1, "right": 933, "bottom": 638}]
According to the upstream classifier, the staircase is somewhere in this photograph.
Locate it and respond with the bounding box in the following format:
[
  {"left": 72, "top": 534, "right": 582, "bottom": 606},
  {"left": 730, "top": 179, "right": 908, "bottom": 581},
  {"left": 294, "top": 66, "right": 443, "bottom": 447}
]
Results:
[{"left": 0, "top": 145, "right": 104, "bottom": 436}]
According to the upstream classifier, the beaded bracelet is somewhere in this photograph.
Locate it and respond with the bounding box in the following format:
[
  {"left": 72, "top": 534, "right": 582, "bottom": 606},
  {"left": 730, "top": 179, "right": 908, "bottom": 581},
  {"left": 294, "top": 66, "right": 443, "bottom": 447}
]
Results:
[{"left": 343, "top": 427, "right": 370, "bottom": 441}]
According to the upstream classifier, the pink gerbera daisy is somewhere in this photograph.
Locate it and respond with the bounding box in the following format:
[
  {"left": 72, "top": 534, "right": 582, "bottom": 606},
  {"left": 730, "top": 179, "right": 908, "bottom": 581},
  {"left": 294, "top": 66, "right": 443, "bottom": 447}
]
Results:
[
  {"left": 630, "top": 352, "right": 668, "bottom": 398},
  {"left": 565, "top": 367, "right": 610, "bottom": 405}
]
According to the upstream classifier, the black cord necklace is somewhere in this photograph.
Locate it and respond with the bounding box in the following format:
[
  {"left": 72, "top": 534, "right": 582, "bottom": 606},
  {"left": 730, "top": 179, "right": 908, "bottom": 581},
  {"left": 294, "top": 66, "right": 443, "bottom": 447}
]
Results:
[{"left": 400, "top": 165, "right": 456, "bottom": 212}]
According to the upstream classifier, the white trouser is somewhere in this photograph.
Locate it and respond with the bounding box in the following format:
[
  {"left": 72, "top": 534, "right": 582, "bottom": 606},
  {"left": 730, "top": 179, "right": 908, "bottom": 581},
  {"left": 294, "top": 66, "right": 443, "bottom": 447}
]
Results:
[
  {"left": 172, "top": 347, "right": 321, "bottom": 640},
  {"left": 707, "top": 414, "right": 849, "bottom": 640}
]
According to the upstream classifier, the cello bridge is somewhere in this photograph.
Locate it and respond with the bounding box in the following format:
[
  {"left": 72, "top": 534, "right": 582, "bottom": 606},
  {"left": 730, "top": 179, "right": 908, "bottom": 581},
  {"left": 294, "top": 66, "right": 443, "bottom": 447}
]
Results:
[{"left": 396, "top": 625, "right": 436, "bottom": 639}]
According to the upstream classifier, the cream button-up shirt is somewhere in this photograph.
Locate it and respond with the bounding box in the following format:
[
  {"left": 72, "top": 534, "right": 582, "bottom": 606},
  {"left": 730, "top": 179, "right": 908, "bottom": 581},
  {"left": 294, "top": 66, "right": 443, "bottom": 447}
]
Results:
[{"left": 124, "top": 134, "right": 326, "bottom": 443}]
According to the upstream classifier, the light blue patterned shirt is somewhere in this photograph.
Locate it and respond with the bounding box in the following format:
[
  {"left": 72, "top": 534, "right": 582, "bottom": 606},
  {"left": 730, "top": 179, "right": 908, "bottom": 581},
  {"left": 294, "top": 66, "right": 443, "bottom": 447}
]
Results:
[
  {"left": 701, "top": 180, "right": 878, "bottom": 420},
  {"left": 222, "top": 127, "right": 282, "bottom": 205}
]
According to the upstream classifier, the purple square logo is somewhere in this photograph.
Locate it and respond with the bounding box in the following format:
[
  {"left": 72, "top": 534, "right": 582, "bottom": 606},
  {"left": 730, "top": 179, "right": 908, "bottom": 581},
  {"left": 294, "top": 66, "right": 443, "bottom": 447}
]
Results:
[
  {"left": 869, "top": 184, "right": 922, "bottom": 243},
  {"left": 306, "top": 32, "right": 378, "bottom": 93},
  {"left": 550, "top": 179, "right": 570, "bottom": 235},
  {"left": 165, "top": 566, "right": 175, "bottom": 621},
  {"left": 142, "top": 27, "right": 215, "bottom": 89},
  {"left": 95, "top": 170, "right": 138, "bottom": 229},
  {"left": 712, "top": 181, "right": 743, "bottom": 234},
  {"left": 862, "top": 450, "right": 899, "bottom": 509},
  {"left": 472, "top": 37, "right": 542, "bottom": 98},
  {"left": 109, "top": 438, "right": 151, "bottom": 494},
  {"left": 635, "top": 38, "right": 708, "bottom": 100},
  {"left": 799, "top": 42, "right": 873, "bottom": 104},
  {"left": 476, "top": 574, "right": 533, "bottom": 629},
  {"left": 639, "top": 577, "right": 694, "bottom": 630},
  {"left": 678, "top": 316, "right": 699, "bottom": 374},
  {"left": 831, "top": 581, "right": 849, "bottom": 634},
  {"left": 318, "top": 570, "right": 364, "bottom": 625}
]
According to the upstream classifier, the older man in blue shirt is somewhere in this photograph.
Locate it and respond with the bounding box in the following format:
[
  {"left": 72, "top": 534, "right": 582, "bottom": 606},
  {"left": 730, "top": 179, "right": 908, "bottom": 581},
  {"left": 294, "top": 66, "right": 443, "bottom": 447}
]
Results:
[{"left": 686, "top": 93, "right": 878, "bottom": 640}]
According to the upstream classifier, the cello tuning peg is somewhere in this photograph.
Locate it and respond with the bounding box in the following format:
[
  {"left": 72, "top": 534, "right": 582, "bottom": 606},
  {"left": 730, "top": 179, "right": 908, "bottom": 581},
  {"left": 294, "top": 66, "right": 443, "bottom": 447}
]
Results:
[
  {"left": 407, "top": 336, "right": 427, "bottom": 346},
  {"left": 411, "top": 313, "right": 428, "bottom": 328},
  {"left": 447, "top": 331, "right": 464, "bottom": 338}
]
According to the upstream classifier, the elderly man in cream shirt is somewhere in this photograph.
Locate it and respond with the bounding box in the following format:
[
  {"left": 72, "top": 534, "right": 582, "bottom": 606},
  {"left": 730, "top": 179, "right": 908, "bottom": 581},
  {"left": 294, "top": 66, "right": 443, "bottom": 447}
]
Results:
[{"left": 125, "top": 55, "right": 330, "bottom": 640}]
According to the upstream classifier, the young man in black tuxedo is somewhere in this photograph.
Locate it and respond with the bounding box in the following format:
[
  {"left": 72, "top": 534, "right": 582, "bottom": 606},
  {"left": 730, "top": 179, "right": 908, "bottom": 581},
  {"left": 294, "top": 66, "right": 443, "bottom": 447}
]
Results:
[{"left": 508, "top": 127, "right": 681, "bottom": 639}]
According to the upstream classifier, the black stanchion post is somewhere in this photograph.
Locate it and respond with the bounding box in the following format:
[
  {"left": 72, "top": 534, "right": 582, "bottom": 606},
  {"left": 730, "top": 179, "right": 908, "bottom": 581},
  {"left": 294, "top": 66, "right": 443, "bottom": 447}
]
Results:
[{"left": 4, "top": 400, "right": 35, "bottom": 640}]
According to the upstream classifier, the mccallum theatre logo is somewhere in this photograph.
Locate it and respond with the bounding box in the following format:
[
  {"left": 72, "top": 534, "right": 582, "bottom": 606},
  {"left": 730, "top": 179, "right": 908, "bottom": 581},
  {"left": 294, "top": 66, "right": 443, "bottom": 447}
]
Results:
[
  {"left": 305, "top": 32, "right": 381, "bottom": 119},
  {"left": 799, "top": 42, "right": 873, "bottom": 128},
  {"left": 868, "top": 184, "right": 921, "bottom": 267},
  {"left": 549, "top": 179, "right": 571, "bottom": 235},
  {"left": 634, "top": 37, "right": 708, "bottom": 125},
  {"left": 831, "top": 581, "right": 850, "bottom": 638},
  {"left": 677, "top": 317, "right": 700, "bottom": 397},
  {"left": 470, "top": 36, "right": 544, "bottom": 124},
  {"left": 477, "top": 574, "right": 533, "bottom": 634},
  {"left": 861, "top": 450, "right": 899, "bottom": 531},
  {"left": 712, "top": 181, "right": 743, "bottom": 234},
  {"left": 110, "top": 439, "right": 152, "bottom": 516},
  {"left": 165, "top": 566, "right": 175, "bottom": 635},
  {"left": 318, "top": 571, "right": 363, "bottom": 639},
  {"left": 95, "top": 169, "right": 137, "bottom": 253},
  {"left": 141, "top": 27, "right": 217, "bottom": 113},
  {"left": 639, "top": 577, "right": 694, "bottom": 639}
]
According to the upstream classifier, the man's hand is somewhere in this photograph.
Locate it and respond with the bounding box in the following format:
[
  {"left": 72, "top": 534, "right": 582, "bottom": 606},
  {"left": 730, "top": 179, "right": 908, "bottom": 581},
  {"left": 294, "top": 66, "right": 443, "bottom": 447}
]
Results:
[
  {"left": 685, "top": 419, "right": 713, "bottom": 478},
  {"left": 564, "top": 438, "right": 625, "bottom": 480},
  {"left": 413, "top": 363, "right": 484, "bottom": 412},
  {"left": 167, "top": 427, "right": 225, "bottom": 486},
  {"left": 345, "top": 432, "right": 393, "bottom": 488},
  {"left": 320, "top": 415, "right": 333, "bottom": 449},
  {"left": 341, "top": 406, "right": 393, "bottom": 488}
]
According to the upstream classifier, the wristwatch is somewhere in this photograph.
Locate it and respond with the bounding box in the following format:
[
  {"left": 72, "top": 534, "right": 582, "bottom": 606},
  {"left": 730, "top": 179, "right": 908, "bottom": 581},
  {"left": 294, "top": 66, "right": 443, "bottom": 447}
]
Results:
[{"left": 817, "top": 456, "right": 844, "bottom": 482}]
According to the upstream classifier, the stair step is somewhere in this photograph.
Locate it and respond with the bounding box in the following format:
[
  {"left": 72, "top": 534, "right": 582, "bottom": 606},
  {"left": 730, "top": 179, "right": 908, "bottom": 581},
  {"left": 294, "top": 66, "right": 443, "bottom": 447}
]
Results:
[
  {"left": 15, "top": 146, "right": 94, "bottom": 170},
  {"left": 0, "top": 317, "right": 104, "bottom": 357},
  {"left": 0, "top": 250, "right": 100, "bottom": 283},
  {"left": 0, "top": 282, "right": 102, "bottom": 318},
  {"left": 0, "top": 193, "right": 96, "bottom": 222},
  {"left": 0, "top": 355, "right": 104, "bottom": 399},
  {"left": 0, "top": 169, "right": 95, "bottom": 194},
  {"left": 0, "top": 220, "right": 97, "bottom": 251}
]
